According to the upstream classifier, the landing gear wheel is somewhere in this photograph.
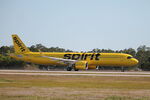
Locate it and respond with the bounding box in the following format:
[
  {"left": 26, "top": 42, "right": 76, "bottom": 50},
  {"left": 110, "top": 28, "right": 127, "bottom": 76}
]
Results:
[
  {"left": 67, "top": 67, "right": 72, "bottom": 71},
  {"left": 74, "top": 69, "right": 79, "bottom": 71}
]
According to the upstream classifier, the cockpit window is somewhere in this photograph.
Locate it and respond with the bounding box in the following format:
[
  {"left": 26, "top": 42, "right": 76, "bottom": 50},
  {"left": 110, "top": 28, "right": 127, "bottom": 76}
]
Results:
[{"left": 127, "top": 56, "right": 133, "bottom": 59}]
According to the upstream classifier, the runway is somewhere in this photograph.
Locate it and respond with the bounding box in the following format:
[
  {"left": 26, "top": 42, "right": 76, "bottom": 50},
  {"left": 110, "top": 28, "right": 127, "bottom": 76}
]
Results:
[{"left": 0, "top": 70, "right": 150, "bottom": 77}]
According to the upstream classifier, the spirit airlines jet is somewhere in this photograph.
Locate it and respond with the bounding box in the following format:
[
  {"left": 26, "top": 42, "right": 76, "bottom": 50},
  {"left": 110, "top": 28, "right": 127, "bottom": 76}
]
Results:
[{"left": 10, "top": 34, "right": 138, "bottom": 71}]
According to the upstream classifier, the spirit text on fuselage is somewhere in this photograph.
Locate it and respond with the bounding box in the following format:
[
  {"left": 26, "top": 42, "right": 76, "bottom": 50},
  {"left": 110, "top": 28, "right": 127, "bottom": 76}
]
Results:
[{"left": 64, "top": 53, "right": 100, "bottom": 60}]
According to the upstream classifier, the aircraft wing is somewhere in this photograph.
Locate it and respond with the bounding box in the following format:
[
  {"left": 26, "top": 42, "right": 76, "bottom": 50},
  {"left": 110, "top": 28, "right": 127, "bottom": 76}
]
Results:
[{"left": 42, "top": 56, "right": 77, "bottom": 64}]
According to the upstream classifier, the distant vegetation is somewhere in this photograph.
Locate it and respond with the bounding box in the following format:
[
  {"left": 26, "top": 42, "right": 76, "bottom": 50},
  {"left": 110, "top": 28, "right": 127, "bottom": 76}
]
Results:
[{"left": 0, "top": 44, "right": 150, "bottom": 71}]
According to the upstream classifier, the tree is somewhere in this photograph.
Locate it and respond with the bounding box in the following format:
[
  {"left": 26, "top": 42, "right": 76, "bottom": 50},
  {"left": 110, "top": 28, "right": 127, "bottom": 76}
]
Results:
[
  {"left": 136, "top": 45, "right": 150, "bottom": 70},
  {"left": 119, "top": 48, "right": 136, "bottom": 57}
]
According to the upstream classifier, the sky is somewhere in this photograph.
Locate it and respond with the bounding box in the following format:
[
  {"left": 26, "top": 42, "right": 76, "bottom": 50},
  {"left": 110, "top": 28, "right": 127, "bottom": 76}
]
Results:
[{"left": 0, "top": 0, "right": 150, "bottom": 52}]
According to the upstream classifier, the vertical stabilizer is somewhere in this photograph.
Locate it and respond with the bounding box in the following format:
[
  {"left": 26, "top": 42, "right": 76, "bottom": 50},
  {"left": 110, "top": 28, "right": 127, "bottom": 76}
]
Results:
[{"left": 12, "top": 34, "right": 30, "bottom": 53}]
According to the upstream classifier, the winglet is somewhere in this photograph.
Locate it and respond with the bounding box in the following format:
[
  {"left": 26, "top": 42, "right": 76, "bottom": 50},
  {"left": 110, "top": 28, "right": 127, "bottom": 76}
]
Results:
[{"left": 12, "top": 34, "right": 30, "bottom": 53}]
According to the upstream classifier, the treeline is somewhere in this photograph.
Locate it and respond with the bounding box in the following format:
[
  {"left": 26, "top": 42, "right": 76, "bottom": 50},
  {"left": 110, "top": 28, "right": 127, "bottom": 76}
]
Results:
[{"left": 0, "top": 44, "right": 150, "bottom": 70}]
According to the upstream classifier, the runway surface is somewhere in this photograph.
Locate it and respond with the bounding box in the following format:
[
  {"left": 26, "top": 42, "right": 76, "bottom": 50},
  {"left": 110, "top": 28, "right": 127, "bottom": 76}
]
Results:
[{"left": 0, "top": 70, "right": 150, "bottom": 77}]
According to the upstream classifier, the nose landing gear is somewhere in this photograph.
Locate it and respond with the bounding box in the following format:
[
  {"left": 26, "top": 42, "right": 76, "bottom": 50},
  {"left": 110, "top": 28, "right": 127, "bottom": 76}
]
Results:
[{"left": 121, "top": 67, "right": 125, "bottom": 72}]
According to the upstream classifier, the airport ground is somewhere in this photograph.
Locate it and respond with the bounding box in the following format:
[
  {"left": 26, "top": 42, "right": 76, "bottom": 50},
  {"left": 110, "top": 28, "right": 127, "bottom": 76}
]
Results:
[{"left": 0, "top": 70, "right": 150, "bottom": 100}]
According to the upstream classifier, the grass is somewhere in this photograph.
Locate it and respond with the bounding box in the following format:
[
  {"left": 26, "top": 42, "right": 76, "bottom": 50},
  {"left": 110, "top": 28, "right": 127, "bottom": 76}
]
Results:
[
  {"left": 0, "top": 75, "right": 150, "bottom": 89},
  {"left": 0, "top": 74, "right": 150, "bottom": 100},
  {"left": 0, "top": 78, "right": 15, "bottom": 82},
  {"left": 0, "top": 95, "right": 69, "bottom": 100},
  {"left": 104, "top": 96, "right": 150, "bottom": 100},
  {"left": 0, "top": 95, "right": 149, "bottom": 100}
]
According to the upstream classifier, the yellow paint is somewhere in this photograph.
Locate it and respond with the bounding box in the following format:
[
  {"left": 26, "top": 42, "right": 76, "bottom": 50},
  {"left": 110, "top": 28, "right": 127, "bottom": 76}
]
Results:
[{"left": 10, "top": 34, "right": 139, "bottom": 70}]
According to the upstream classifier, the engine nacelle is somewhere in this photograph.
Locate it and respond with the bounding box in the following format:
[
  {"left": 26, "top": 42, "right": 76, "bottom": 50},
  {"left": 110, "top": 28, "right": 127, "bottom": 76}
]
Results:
[{"left": 75, "top": 61, "right": 88, "bottom": 70}]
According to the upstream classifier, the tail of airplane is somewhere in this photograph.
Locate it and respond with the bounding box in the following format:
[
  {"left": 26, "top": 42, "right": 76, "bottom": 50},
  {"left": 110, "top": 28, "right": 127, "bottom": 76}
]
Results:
[{"left": 12, "top": 34, "right": 30, "bottom": 53}]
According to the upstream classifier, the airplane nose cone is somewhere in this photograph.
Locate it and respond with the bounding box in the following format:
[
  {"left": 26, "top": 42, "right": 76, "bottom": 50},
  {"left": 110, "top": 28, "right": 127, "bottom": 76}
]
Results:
[{"left": 131, "top": 58, "right": 139, "bottom": 65}]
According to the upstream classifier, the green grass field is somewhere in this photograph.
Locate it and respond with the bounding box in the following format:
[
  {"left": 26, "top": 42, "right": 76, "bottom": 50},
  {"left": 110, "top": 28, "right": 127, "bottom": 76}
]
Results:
[{"left": 0, "top": 74, "right": 150, "bottom": 100}]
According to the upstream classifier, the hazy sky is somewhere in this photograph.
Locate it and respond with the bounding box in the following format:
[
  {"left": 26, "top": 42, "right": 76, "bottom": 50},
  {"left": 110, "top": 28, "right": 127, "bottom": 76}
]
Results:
[{"left": 0, "top": 0, "right": 150, "bottom": 51}]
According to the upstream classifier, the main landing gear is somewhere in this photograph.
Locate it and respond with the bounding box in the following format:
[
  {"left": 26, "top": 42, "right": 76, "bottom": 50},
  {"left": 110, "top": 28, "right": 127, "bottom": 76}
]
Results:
[
  {"left": 74, "top": 69, "right": 79, "bottom": 71},
  {"left": 66, "top": 64, "right": 79, "bottom": 71},
  {"left": 66, "top": 67, "right": 72, "bottom": 71},
  {"left": 66, "top": 67, "right": 79, "bottom": 71}
]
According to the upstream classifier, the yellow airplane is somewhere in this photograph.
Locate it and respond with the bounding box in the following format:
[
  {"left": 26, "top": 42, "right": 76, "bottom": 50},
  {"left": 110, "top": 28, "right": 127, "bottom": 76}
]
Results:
[{"left": 10, "top": 34, "right": 138, "bottom": 71}]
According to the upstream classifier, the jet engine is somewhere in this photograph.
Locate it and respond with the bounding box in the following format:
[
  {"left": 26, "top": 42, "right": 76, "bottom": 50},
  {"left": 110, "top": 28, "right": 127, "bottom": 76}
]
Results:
[{"left": 75, "top": 61, "right": 88, "bottom": 70}]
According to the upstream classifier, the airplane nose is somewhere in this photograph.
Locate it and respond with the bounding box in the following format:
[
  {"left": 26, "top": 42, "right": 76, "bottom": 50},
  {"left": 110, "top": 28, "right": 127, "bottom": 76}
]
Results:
[{"left": 131, "top": 58, "right": 139, "bottom": 65}]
